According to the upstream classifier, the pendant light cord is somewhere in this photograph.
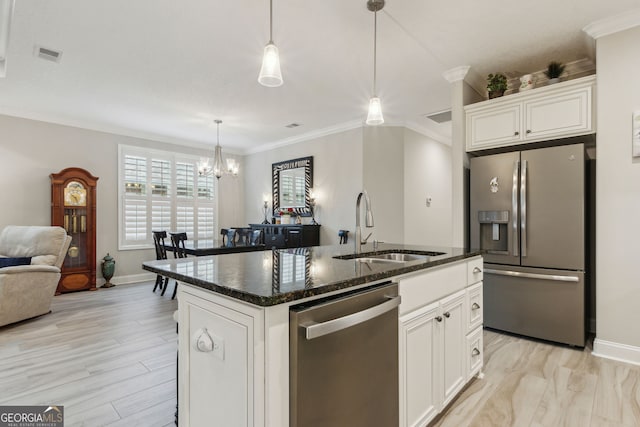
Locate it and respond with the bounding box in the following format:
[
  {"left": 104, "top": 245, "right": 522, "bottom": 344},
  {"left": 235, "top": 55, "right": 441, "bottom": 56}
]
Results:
[
  {"left": 372, "top": 10, "right": 377, "bottom": 96},
  {"left": 269, "top": 0, "right": 274, "bottom": 43}
]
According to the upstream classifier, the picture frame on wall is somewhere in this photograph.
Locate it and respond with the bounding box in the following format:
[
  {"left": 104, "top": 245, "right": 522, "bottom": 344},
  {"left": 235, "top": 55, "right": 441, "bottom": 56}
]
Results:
[{"left": 633, "top": 111, "right": 640, "bottom": 158}]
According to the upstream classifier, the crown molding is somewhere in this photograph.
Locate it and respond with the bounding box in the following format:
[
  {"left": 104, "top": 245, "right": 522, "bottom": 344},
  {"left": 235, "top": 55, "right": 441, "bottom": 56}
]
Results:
[
  {"left": 244, "top": 119, "right": 363, "bottom": 155},
  {"left": 442, "top": 66, "right": 470, "bottom": 83},
  {"left": 0, "top": 107, "right": 219, "bottom": 152},
  {"left": 404, "top": 120, "right": 451, "bottom": 146},
  {"left": 583, "top": 8, "right": 640, "bottom": 39}
]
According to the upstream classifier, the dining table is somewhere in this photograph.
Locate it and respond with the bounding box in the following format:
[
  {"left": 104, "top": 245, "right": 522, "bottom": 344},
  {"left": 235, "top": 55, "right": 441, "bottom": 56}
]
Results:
[{"left": 163, "top": 238, "right": 266, "bottom": 256}]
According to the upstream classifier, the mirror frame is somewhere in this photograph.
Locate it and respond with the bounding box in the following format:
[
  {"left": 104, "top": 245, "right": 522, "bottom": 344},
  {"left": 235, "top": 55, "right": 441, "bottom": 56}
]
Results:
[{"left": 272, "top": 156, "right": 313, "bottom": 217}]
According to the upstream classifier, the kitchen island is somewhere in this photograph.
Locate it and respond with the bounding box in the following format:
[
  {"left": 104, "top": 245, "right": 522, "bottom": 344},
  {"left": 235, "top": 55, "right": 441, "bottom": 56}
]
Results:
[{"left": 143, "top": 243, "right": 484, "bottom": 427}]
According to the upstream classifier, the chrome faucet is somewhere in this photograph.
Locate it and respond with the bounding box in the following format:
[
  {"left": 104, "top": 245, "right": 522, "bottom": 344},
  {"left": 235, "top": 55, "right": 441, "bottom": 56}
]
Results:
[{"left": 355, "top": 190, "right": 374, "bottom": 254}]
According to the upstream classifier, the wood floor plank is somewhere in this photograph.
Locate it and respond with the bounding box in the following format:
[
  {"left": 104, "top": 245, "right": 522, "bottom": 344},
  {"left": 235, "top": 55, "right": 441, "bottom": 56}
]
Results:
[
  {"left": 64, "top": 403, "right": 121, "bottom": 427},
  {"left": 530, "top": 366, "right": 598, "bottom": 427},
  {"left": 0, "top": 282, "right": 177, "bottom": 426},
  {"left": 468, "top": 372, "right": 548, "bottom": 427}
]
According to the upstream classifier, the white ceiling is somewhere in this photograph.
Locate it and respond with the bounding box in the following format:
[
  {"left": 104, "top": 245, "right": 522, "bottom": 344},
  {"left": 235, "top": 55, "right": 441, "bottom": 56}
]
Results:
[{"left": 0, "top": 0, "right": 638, "bottom": 153}]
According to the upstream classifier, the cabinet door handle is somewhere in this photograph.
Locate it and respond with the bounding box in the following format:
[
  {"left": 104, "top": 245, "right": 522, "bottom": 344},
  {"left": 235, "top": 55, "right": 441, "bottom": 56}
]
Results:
[
  {"left": 443, "top": 312, "right": 451, "bottom": 318},
  {"left": 472, "top": 347, "right": 481, "bottom": 356},
  {"left": 526, "top": 129, "right": 532, "bottom": 134},
  {"left": 514, "top": 131, "right": 519, "bottom": 136},
  {"left": 473, "top": 266, "right": 482, "bottom": 274},
  {"left": 435, "top": 316, "right": 443, "bottom": 322},
  {"left": 472, "top": 302, "right": 481, "bottom": 310},
  {"left": 195, "top": 328, "right": 214, "bottom": 352}
]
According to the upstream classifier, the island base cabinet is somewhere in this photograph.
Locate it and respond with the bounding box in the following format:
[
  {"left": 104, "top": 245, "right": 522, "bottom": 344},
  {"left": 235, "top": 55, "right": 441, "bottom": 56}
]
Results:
[
  {"left": 399, "top": 289, "right": 466, "bottom": 427},
  {"left": 180, "top": 297, "right": 255, "bottom": 427},
  {"left": 399, "top": 302, "right": 440, "bottom": 427},
  {"left": 398, "top": 257, "right": 484, "bottom": 427}
]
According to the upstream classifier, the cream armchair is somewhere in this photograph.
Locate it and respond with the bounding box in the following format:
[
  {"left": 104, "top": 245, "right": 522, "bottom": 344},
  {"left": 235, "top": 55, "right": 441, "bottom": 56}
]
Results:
[{"left": 0, "top": 225, "right": 71, "bottom": 327}]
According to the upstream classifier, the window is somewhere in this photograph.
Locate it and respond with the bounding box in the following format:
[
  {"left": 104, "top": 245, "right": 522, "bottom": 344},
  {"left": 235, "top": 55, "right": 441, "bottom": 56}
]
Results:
[{"left": 118, "top": 145, "right": 216, "bottom": 250}]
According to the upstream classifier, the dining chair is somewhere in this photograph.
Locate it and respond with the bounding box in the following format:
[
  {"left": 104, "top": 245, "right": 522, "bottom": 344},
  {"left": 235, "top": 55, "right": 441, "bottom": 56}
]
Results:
[
  {"left": 168, "top": 232, "right": 188, "bottom": 299},
  {"left": 236, "top": 228, "right": 252, "bottom": 246},
  {"left": 151, "top": 231, "right": 169, "bottom": 293},
  {"left": 222, "top": 229, "right": 237, "bottom": 247},
  {"left": 249, "top": 229, "right": 263, "bottom": 246}
]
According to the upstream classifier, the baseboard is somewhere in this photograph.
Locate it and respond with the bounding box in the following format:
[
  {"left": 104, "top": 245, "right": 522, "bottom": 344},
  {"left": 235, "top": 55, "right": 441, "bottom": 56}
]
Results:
[
  {"left": 593, "top": 338, "right": 640, "bottom": 366},
  {"left": 97, "top": 272, "right": 155, "bottom": 287}
]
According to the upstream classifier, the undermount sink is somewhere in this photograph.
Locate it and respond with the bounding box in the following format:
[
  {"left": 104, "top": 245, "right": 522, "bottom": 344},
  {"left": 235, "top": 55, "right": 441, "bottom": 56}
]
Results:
[{"left": 334, "top": 251, "right": 446, "bottom": 264}]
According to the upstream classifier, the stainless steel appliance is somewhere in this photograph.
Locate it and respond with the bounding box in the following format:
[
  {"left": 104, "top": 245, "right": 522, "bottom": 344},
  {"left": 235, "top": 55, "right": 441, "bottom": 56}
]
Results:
[
  {"left": 290, "top": 282, "right": 400, "bottom": 427},
  {"left": 470, "top": 143, "right": 586, "bottom": 346}
]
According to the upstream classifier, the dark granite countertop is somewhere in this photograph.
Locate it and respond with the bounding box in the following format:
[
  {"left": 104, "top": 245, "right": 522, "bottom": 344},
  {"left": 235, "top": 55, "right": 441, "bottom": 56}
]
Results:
[{"left": 142, "top": 243, "right": 482, "bottom": 307}]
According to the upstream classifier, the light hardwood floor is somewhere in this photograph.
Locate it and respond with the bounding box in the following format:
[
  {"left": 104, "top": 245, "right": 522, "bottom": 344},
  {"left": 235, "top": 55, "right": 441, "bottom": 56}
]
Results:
[
  {"left": 2, "top": 282, "right": 639, "bottom": 427},
  {"left": 433, "top": 330, "right": 640, "bottom": 427},
  {"left": 0, "top": 282, "right": 178, "bottom": 427}
]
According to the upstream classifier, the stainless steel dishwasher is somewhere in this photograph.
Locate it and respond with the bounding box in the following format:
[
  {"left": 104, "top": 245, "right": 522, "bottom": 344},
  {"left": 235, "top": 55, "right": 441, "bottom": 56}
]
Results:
[{"left": 290, "top": 282, "right": 400, "bottom": 427}]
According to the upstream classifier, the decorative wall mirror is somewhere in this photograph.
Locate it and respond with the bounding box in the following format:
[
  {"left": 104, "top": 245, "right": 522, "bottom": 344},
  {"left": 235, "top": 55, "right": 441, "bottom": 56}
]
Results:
[{"left": 272, "top": 156, "right": 313, "bottom": 216}]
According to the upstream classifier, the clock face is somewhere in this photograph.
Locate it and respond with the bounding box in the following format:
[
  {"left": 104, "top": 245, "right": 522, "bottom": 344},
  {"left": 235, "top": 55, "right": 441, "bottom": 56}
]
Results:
[{"left": 64, "top": 181, "right": 87, "bottom": 206}]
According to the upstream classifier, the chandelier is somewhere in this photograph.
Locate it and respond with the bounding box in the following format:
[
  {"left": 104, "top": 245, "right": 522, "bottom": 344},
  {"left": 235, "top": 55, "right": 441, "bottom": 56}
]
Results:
[{"left": 198, "top": 120, "right": 239, "bottom": 179}]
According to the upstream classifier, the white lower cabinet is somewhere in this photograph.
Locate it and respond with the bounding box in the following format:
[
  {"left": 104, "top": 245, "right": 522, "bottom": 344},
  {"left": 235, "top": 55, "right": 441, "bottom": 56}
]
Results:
[
  {"left": 399, "top": 257, "right": 484, "bottom": 427},
  {"left": 179, "top": 290, "right": 262, "bottom": 427},
  {"left": 179, "top": 256, "right": 484, "bottom": 427}
]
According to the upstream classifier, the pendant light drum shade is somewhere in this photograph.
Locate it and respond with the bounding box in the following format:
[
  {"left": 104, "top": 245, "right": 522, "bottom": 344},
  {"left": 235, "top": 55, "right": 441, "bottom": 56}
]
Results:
[
  {"left": 258, "top": 0, "right": 283, "bottom": 87},
  {"left": 258, "top": 42, "right": 283, "bottom": 87},
  {"left": 366, "top": 97, "right": 384, "bottom": 125}
]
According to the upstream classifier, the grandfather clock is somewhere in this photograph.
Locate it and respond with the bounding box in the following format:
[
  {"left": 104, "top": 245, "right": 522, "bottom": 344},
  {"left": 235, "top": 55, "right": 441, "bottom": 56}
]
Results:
[{"left": 50, "top": 167, "right": 99, "bottom": 294}]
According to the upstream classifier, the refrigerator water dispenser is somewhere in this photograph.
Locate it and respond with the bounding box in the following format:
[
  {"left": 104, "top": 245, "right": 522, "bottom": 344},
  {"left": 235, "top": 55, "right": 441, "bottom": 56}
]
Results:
[{"left": 478, "top": 210, "right": 509, "bottom": 254}]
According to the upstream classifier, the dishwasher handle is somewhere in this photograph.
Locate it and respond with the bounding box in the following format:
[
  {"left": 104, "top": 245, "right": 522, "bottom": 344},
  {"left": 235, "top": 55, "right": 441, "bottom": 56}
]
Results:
[{"left": 301, "top": 295, "right": 401, "bottom": 340}]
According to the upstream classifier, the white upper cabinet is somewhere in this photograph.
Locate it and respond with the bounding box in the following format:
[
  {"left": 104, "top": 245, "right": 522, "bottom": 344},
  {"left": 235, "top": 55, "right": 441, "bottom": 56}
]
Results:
[{"left": 465, "top": 75, "right": 595, "bottom": 152}]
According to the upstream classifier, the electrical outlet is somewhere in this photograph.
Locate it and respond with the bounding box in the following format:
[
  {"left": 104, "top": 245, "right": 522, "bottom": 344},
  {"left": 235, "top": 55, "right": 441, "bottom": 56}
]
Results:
[{"left": 426, "top": 197, "right": 432, "bottom": 207}]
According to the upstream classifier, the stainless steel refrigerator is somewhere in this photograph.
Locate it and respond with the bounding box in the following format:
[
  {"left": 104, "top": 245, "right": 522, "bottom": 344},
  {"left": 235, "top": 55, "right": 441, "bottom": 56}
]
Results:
[{"left": 470, "top": 143, "right": 585, "bottom": 346}]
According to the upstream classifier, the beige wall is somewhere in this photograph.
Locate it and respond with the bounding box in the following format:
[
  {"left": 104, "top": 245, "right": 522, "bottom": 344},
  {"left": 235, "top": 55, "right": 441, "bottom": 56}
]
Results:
[
  {"left": 403, "top": 128, "right": 453, "bottom": 247},
  {"left": 363, "top": 126, "right": 405, "bottom": 243},
  {"left": 0, "top": 114, "right": 241, "bottom": 283},
  {"left": 594, "top": 26, "right": 640, "bottom": 351},
  {"left": 243, "top": 127, "right": 364, "bottom": 246},
  {"left": 243, "top": 125, "right": 453, "bottom": 249}
]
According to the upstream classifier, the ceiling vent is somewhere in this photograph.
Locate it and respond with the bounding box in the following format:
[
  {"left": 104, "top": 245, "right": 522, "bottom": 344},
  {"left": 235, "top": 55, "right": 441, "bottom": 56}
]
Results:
[
  {"left": 34, "top": 45, "right": 62, "bottom": 63},
  {"left": 424, "top": 110, "right": 451, "bottom": 124},
  {"left": 285, "top": 123, "right": 301, "bottom": 128}
]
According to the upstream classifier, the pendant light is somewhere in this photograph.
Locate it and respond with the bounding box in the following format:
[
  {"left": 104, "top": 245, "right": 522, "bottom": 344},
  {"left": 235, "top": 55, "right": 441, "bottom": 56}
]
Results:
[
  {"left": 365, "top": 0, "right": 384, "bottom": 126},
  {"left": 258, "top": 0, "right": 283, "bottom": 87}
]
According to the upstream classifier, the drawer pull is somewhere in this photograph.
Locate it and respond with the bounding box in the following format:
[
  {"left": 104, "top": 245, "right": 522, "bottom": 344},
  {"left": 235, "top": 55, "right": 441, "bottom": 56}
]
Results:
[
  {"left": 514, "top": 131, "right": 519, "bottom": 136},
  {"left": 472, "top": 302, "right": 481, "bottom": 310},
  {"left": 195, "top": 328, "right": 214, "bottom": 353},
  {"left": 472, "top": 347, "right": 480, "bottom": 356},
  {"left": 443, "top": 312, "right": 451, "bottom": 318},
  {"left": 526, "top": 129, "right": 532, "bottom": 134},
  {"left": 473, "top": 267, "right": 482, "bottom": 274},
  {"left": 435, "top": 316, "right": 443, "bottom": 322}
]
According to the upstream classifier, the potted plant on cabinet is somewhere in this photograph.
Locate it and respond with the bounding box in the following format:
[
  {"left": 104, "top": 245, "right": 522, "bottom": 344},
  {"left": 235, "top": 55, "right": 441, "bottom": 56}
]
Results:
[
  {"left": 544, "top": 61, "right": 566, "bottom": 84},
  {"left": 487, "top": 73, "right": 508, "bottom": 99}
]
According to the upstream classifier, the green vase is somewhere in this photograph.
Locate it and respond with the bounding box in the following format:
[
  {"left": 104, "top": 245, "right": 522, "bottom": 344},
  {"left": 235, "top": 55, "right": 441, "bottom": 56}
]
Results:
[{"left": 101, "top": 253, "right": 116, "bottom": 288}]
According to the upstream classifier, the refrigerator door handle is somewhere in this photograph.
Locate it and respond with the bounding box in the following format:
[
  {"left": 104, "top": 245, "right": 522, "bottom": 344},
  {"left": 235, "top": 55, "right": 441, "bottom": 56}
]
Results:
[
  {"left": 485, "top": 268, "right": 579, "bottom": 282},
  {"left": 512, "top": 160, "right": 519, "bottom": 257},
  {"left": 521, "top": 159, "right": 528, "bottom": 257}
]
